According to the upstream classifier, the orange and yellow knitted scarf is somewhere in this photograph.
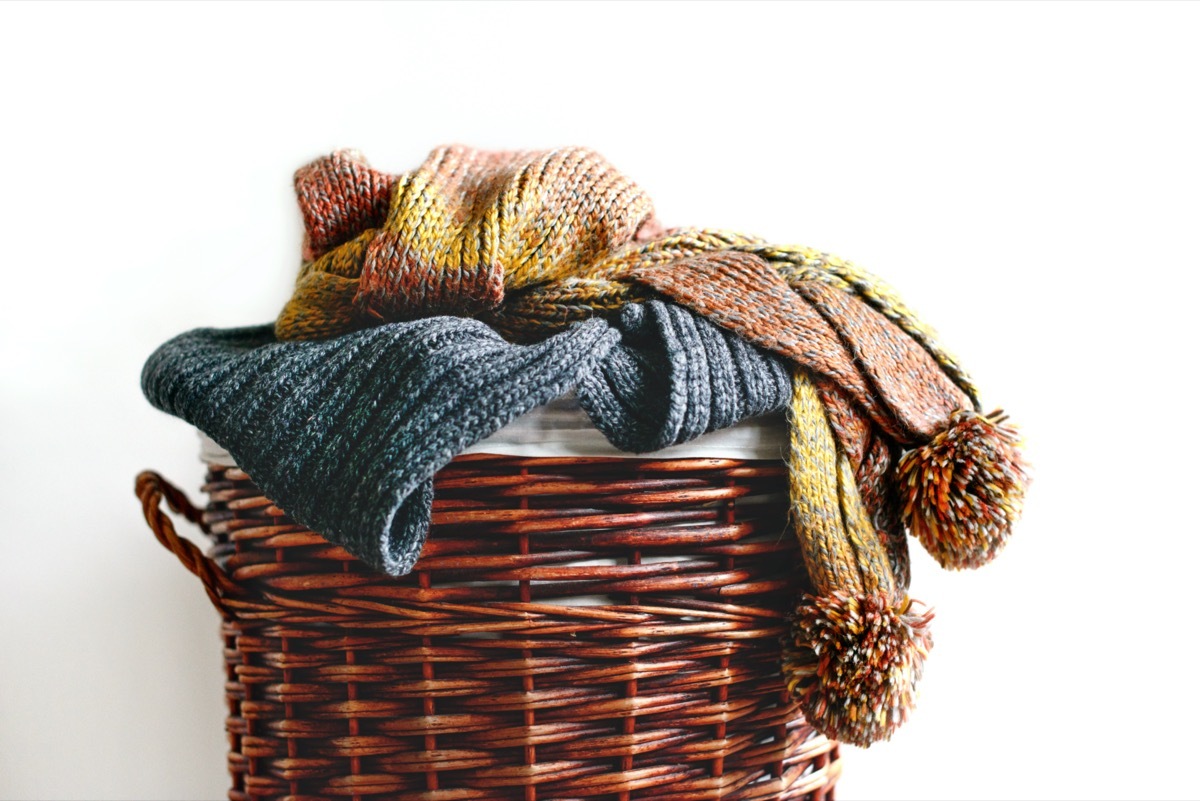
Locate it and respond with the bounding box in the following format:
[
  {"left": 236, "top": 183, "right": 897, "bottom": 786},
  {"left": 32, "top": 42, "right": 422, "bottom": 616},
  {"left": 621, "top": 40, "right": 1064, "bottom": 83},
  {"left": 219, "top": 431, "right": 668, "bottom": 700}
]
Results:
[{"left": 274, "top": 145, "right": 1028, "bottom": 747}]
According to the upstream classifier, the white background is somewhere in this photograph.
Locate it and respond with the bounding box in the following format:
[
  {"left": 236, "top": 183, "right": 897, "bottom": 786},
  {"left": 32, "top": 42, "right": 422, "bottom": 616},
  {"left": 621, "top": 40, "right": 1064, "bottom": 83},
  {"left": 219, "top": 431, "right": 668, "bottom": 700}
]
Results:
[{"left": 2, "top": 2, "right": 1197, "bottom": 799}]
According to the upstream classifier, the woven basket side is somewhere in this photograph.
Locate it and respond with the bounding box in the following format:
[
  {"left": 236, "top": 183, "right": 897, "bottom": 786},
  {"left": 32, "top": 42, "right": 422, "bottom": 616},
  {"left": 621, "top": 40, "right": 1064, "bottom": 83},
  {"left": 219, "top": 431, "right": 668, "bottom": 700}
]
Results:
[{"left": 191, "top": 454, "right": 842, "bottom": 800}]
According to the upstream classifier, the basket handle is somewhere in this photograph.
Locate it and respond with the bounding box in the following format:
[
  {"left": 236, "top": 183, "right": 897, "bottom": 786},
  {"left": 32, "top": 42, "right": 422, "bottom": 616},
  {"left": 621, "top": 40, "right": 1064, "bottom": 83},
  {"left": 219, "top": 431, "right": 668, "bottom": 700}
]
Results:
[{"left": 135, "top": 470, "right": 240, "bottom": 617}]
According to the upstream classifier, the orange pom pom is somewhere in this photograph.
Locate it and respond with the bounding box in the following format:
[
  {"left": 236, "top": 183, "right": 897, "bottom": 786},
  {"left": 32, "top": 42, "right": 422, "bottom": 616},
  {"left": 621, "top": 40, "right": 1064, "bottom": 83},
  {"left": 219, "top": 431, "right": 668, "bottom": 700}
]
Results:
[
  {"left": 784, "top": 592, "right": 933, "bottom": 747},
  {"left": 897, "top": 409, "right": 1029, "bottom": 570}
]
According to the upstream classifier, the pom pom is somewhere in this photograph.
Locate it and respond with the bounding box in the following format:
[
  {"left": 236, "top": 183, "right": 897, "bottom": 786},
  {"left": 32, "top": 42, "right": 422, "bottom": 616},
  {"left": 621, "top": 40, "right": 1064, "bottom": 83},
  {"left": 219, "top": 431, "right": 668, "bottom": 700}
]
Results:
[
  {"left": 784, "top": 592, "right": 933, "bottom": 747},
  {"left": 897, "top": 409, "right": 1028, "bottom": 570}
]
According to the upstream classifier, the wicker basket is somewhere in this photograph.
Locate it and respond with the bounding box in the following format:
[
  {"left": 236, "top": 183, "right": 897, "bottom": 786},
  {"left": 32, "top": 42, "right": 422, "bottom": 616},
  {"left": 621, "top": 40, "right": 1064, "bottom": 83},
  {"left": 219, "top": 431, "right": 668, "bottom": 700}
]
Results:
[{"left": 137, "top": 452, "right": 841, "bottom": 800}]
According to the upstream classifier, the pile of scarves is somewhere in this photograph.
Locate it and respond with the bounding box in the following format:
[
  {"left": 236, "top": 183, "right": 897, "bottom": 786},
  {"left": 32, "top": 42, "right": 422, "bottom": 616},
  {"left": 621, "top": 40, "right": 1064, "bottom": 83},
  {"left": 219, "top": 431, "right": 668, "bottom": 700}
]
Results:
[{"left": 143, "top": 145, "right": 1028, "bottom": 746}]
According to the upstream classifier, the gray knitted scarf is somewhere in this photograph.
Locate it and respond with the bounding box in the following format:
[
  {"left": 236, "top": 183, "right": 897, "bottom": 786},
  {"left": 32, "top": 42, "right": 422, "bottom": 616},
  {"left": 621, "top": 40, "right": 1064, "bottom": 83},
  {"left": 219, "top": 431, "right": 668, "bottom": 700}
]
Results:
[{"left": 142, "top": 301, "right": 792, "bottom": 575}]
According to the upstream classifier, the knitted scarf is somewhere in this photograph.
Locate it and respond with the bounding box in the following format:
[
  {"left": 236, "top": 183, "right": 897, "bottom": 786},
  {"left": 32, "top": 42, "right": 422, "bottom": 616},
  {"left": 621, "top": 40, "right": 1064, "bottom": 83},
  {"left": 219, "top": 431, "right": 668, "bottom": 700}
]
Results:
[{"left": 142, "top": 145, "right": 1028, "bottom": 747}]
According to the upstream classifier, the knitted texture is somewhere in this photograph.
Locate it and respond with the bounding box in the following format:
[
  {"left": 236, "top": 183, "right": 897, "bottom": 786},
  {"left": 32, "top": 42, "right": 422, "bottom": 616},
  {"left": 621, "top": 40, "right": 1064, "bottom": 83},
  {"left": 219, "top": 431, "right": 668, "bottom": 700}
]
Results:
[
  {"left": 143, "top": 305, "right": 792, "bottom": 575},
  {"left": 142, "top": 144, "right": 1029, "bottom": 746}
]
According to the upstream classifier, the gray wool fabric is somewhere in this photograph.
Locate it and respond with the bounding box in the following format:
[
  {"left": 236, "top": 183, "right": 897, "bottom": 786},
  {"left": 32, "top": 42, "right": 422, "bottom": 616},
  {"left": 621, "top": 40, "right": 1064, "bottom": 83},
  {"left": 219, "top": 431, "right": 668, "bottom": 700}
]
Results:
[{"left": 142, "top": 301, "right": 792, "bottom": 575}]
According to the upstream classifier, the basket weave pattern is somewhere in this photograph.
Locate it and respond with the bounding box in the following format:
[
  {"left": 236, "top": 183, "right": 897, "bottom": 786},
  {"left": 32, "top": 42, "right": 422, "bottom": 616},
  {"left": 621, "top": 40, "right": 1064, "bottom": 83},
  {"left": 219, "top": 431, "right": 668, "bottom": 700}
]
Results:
[{"left": 140, "top": 453, "right": 840, "bottom": 800}]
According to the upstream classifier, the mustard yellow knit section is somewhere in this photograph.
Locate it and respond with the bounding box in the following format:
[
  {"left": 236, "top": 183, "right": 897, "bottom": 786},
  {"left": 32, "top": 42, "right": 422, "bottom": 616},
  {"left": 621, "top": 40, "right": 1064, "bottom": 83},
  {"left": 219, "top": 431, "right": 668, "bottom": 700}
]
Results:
[
  {"left": 837, "top": 452, "right": 895, "bottom": 598},
  {"left": 788, "top": 369, "right": 896, "bottom": 599},
  {"left": 380, "top": 147, "right": 653, "bottom": 292},
  {"left": 278, "top": 231, "right": 375, "bottom": 340}
]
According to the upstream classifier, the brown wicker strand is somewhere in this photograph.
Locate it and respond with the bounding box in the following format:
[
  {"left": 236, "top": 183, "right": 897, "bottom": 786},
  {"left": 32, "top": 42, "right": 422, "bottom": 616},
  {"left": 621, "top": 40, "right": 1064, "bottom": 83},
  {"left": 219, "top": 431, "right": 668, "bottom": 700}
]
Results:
[{"left": 136, "top": 471, "right": 240, "bottom": 616}]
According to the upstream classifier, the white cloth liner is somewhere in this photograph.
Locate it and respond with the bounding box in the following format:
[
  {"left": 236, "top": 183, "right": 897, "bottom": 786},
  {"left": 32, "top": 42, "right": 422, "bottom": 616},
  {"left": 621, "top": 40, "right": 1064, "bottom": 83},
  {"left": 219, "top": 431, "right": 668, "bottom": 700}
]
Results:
[{"left": 198, "top": 391, "right": 789, "bottom": 466}]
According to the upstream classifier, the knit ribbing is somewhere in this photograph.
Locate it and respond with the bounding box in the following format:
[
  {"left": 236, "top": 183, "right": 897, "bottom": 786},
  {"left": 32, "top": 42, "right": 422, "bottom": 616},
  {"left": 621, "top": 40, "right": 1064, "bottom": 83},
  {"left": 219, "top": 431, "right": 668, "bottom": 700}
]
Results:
[
  {"left": 142, "top": 302, "right": 793, "bottom": 575},
  {"left": 576, "top": 302, "right": 792, "bottom": 453},
  {"left": 279, "top": 146, "right": 655, "bottom": 338},
  {"left": 145, "top": 318, "right": 611, "bottom": 573}
]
